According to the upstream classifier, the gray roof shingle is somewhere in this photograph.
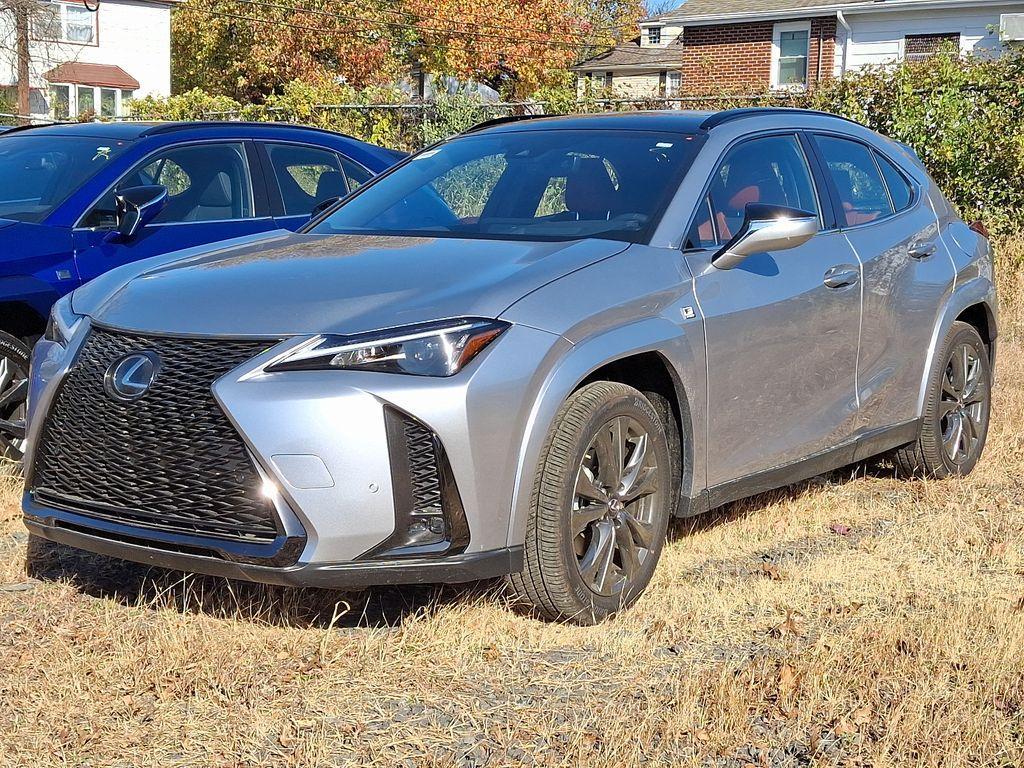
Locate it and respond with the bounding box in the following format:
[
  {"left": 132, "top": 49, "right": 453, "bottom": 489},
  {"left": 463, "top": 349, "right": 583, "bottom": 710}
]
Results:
[
  {"left": 647, "top": 0, "right": 869, "bottom": 23},
  {"left": 571, "top": 38, "right": 686, "bottom": 70}
]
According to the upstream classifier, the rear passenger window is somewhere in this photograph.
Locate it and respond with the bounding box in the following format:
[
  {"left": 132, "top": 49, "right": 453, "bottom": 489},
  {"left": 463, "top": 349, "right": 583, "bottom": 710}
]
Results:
[
  {"left": 815, "top": 136, "right": 894, "bottom": 227},
  {"left": 875, "top": 152, "right": 913, "bottom": 212},
  {"left": 265, "top": 143, "right": 346, "bottom": 216}
]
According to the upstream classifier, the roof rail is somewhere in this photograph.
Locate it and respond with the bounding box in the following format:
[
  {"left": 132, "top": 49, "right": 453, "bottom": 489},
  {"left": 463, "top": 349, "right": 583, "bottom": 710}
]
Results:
[
  {"left": 0, "top": 121, "right": 56, "bottom": 135},
  {"left": 138, "top": 121, "right": 358, "bottom": 140},
  {"left": 699, "top": 107, "right": 863, "bottom": 131},
  {"left": 462, "top": 113, "right": 556, "bottom": 135}
]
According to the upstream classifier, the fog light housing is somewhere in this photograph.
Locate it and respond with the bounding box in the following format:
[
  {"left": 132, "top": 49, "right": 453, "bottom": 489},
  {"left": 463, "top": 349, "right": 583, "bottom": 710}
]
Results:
[{"left": 360, "top": 408, "right": 470, "bottom": 560}]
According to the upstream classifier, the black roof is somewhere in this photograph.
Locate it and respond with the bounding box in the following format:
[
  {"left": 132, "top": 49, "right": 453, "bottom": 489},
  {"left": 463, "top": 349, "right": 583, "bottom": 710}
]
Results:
[{"left": 468, "top": 108, "right": 861, "bottom": 136}]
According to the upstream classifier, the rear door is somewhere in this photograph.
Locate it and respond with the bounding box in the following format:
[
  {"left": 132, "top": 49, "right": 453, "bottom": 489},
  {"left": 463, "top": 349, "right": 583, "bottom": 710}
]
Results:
[
  {"left": 73, "top": 141, "right": 277, "bottom": 283},
  {"left": 258, "top": 142, "right": 373, "bottom": 231},
  {"left": 810, "top": 133, "right": 955, "bottom": 433},
  {"left": 683, "top": 133, "right": 863, "bottom": 490}
]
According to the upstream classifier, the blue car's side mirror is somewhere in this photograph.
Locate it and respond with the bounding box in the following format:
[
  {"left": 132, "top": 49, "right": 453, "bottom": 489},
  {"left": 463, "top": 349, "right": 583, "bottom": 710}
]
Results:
[{"left": 107, "top": 185, "right": 168, "bottom": 243}]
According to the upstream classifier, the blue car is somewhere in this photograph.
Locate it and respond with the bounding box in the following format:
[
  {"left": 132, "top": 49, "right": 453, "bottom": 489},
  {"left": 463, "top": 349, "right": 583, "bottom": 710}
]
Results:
[{"left": 0, "top": 120, "right": 402, "bottom": 458}]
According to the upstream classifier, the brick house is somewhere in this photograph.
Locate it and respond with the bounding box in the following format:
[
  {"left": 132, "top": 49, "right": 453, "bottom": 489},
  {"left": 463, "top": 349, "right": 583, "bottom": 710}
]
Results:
[{"left": 573, "top": 0, "right": 1024, "bottom": 97}]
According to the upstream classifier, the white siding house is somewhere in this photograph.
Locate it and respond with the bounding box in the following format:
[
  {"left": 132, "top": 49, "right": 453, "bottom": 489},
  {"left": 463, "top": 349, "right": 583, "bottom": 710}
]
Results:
[{"left": 1, "top": 0, "right": 177, "bottom": 119}]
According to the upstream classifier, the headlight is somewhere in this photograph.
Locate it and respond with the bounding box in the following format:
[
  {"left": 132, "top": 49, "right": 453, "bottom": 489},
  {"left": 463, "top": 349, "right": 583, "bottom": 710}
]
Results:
[
  {"left": 267, "top": 318, "right": 510, "bottom": 377},
  {"left": 44, "top": 296, "right": 82, "bottom": 346}
]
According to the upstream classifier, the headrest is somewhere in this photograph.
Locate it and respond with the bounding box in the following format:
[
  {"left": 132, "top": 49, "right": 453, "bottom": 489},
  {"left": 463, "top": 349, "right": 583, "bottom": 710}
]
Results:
[
  {"left": 199, "top": 172, "right": 233, "bottom": 207},
  {"left": 564, "top": 157, "right": 618, "bottom": 218},
  {"left": 315, "top": 170, "right": 347, "bottom": 202}
]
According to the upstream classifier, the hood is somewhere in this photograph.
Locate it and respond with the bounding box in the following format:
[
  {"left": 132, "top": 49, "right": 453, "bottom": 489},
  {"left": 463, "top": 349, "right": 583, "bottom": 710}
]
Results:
[{"left": 72, "top": 231, "right": 629, "bottom": 337}]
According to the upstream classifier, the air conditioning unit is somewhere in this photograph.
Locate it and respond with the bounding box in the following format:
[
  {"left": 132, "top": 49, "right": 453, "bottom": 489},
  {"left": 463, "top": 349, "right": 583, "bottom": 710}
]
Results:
[{"left": 1000, "top": 14, "right": 1024, "bottom": 42}]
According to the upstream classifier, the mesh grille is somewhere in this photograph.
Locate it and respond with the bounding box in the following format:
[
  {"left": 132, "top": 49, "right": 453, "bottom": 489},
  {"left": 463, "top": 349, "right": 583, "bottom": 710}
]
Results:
[
  {"left": 403, "top": 417, "right": 442, "bottom": 514},
  {"left": 32, "top": 327, "right": 280, "bottom": 542}
]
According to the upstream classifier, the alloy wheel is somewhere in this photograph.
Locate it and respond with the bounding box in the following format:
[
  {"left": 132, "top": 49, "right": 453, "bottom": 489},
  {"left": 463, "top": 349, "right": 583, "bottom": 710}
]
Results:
[
  {"left": 0, "top": 354, "right": 28, "bottom": 461},
  {"left": 940, "top": 341, "right": 987, "bottom": 466},
  {"left": 572, "top": 415, "right": 660, "bottom": 597}
]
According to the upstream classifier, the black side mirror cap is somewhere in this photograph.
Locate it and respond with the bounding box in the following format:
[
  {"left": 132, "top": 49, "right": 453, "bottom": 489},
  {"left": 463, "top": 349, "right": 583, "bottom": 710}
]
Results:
[{"left": 108, "top": 185, "right": 168, "bottom": 243}]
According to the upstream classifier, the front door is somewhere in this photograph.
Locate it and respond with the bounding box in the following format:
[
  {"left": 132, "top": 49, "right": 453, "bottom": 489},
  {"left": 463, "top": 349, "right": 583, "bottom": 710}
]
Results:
[
  {"left": 683, "top": 133, "right": 863, "bottom": 490},
  {"left": 73, "top": 141, "right": 278, "bottom": 283}
]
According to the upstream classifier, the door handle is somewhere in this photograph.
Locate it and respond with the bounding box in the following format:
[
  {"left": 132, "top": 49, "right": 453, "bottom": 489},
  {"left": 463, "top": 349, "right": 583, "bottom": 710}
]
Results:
[
  {"left": 823, "top": 266, "right": 859, "bottom": 289},
  {"left": 909, "top": 241, "right": 937, "bottom": 259}
]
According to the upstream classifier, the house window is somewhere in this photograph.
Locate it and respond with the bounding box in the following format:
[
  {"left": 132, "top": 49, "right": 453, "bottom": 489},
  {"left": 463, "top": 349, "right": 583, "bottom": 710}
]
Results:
[
  {"left": 76, "top": 85, "right": 95, "bottom": 116},
  {"left": 904, "top": 32, "right": 960, "bottom": 61},
  {"left": 605, "top": 71, "right": 613, "bottom": 89},
  {"left": 772, "top": 21, "right": 811, "bottom": 90},
  {"left": 49, "top": 84, "right": 134, "bottom": 119},
  {"left": 647, "top": 26, "right": 662, "bottom": 45},
  {"left": 33, "top": 2, "right": 98, "bottom": 44},
  {"left": 49, "top": 85, "right": 70, "bottom": 119},
  {"left": 667, "top": 71, "right": 681, "bottom": 96}
]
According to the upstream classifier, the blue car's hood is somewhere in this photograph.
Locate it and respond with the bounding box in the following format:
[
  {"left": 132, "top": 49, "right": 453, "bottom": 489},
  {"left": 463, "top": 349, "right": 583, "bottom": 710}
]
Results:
[{"left": 72, "top": 230, "right": 628, "bottom": 337}]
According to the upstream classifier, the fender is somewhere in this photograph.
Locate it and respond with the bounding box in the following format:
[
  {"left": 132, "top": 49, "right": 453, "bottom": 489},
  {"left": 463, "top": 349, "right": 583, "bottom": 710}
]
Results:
[
  {"left": 915, "top": 274, "right": 997, "bottom": 416},
  {"left": 504, "top": 316, "right": 707, "bottom": 548},
  {"left": 0, "top": 275, "right": 62, "bottom": 326}
]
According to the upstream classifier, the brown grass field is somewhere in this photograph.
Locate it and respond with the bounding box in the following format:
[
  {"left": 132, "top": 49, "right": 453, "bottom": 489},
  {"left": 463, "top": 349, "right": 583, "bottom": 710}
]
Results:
[{"left": 2, "top": 241, "right": 1024, "bottom": 767}]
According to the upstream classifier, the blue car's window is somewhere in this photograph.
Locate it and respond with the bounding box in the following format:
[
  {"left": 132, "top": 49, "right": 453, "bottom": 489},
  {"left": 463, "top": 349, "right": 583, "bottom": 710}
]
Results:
[
  {"left": 0, "top": 135, "right": 132, "bottom": 222},
  {"left": 309, "top": 130, "right": 702, "bottom": 244}
]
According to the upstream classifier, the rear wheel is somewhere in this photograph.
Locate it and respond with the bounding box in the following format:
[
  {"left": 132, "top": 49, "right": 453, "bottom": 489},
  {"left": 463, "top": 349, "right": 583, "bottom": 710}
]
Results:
[
  {"left": 893, "top": 321, "right": 991, "bottom": 478},
  {"left": 0, "top": 331, "right": 30, "bottom": 463},
  {"left": 507, "top": 382, "right": 673, "bottom": 624}
]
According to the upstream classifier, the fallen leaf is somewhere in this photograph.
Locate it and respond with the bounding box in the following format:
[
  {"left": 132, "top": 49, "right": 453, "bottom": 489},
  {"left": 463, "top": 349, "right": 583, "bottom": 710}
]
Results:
[
  {"left": 829, "top": 522, "right": 851, "bottom": 536},
  {"left": 760, "top": 563, "right": 783, "bottom": 581},
  {"left": 834, "top": 719, "right": 857, "bottom": 737},
  {"left": 851, "top": 707, "right": 872, "bottom": 725},
  {"left": 989, "top": 542, "right": 1008, "bottom": 557},
  {"left": 808, "top": 725, "right": 822, "bottom": 754},
  {"left": 778, "top": 663, "right": 801, "bottom": 695},
  {"left": 771, "top": 609, "right": 805, "bottom": 638}
]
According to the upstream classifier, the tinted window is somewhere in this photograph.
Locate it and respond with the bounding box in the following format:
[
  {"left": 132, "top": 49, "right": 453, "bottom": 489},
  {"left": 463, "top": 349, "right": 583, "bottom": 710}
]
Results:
[
  {"left": 0, "top": 135, "right": 132, "bottom": 222},
  {"left": 341, "top": 157, "right": 372, "bottom": 190},
  {"left": 310, "top": 131, "right": 702, "bottom": 244},
  {"left": 84, "top": 142, "right": 254, "bottom": 228},
  {"left": 816, "top": 136, "right": 894, "bottom": 227},
  {"left": 875, "top": 152, "right": 913, "bottom": 212},
  {"left": 266, "top": 143, "right": 345, "bottom": 216},
  {"left": 708, "top": 134, "right": 818, "bottom": 241}
]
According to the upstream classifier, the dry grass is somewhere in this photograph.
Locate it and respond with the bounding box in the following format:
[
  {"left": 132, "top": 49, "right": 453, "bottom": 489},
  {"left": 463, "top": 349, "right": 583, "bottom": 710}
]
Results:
[{"left": 3, "top": 244, "right": 1024, "bottom": 768}]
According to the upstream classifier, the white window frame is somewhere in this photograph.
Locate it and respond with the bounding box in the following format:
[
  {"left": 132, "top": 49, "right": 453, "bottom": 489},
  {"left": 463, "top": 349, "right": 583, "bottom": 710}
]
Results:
[
  {"left": 49, "top": 83, "right": 134, "bottom": 119},
  {"left": 770, "top": 20, "right": 811, "bottom": 91},
  {"left": 645, "top": 25, "right": 663, "bottom": 45},
  {"left": 34, "top": 1, "right": 98, "bottom": 45},
  {"left": 666, "top": 70, "right": 681, "bottom": 96}
]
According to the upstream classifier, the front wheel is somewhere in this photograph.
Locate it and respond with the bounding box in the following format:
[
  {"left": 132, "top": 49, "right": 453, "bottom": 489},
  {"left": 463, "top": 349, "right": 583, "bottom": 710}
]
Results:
[
  {"left": 893, "top": 321, "right": 991, "bottom": 478},
  {"left": 507, "top": 382, "right": 673, "bottom": 624},
  {"left": 0, "top": 331, "right": 30, "bottom": 463}
]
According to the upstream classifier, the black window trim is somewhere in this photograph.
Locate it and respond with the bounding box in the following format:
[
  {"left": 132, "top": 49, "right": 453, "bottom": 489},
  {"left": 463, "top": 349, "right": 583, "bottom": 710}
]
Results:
[
  {"left": 807, "top": 130, "right": 923, "bottom": 233},
  {"left": 680, "top": 128, "right": 828, "bottom": 253}
]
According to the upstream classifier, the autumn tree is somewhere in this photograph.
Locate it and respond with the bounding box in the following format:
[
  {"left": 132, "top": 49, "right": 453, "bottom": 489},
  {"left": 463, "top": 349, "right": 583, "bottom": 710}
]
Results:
[{"left": 171, "top": 0, "right": 413, "bottom": 101}]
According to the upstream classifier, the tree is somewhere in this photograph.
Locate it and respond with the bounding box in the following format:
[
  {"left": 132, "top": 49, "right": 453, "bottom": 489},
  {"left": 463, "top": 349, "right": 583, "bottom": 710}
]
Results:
[
  {"left": 0, "top": 0, "right": 35, "bottom": 120},
  {"left": 171, "top": 0, "right": 413, "bottom": 101}
]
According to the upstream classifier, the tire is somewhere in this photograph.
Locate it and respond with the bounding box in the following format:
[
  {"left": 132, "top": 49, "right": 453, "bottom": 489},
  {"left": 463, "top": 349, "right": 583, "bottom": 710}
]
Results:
[
  {"left": 507, "top": 382, "right": 675, "bottom": 624},
  {"left": 0, "top": 331, "right": 30, "bottom": 463},
  {"left": 893, "top": 321, "right": 991, "bottom": 479}
]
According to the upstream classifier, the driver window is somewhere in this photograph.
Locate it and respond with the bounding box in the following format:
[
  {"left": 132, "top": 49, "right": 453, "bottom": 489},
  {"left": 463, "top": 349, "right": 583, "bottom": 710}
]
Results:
[
  {"left": 708, "top": 135, "right": 819, "bottom": 241},
  {"left": 81, "top": 143, "right": 254, "bottom": 229}
]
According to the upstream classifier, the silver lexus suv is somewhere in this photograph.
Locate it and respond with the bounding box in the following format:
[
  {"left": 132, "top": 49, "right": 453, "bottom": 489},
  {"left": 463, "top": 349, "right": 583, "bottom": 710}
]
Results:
[{"left": 23, "top": 109, "right": 997, "bottom": 623}]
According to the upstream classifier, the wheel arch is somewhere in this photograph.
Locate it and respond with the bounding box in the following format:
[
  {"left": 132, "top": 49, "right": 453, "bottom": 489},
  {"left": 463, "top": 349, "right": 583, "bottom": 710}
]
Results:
[
  {"left": 916, "top": 276, "right": 998, "bottom": 416},
  {"left": 505, "top": 319, "right": 706, "bottom": 549}
]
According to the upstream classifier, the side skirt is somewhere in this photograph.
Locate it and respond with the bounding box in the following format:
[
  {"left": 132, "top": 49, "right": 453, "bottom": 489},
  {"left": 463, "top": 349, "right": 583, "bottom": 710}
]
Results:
[{"left": 675, "top": 419, "right": 922, "bottom": 517}]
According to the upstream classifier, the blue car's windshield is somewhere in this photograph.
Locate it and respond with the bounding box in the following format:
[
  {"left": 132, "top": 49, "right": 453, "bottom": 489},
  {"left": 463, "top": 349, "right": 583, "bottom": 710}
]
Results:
[
  {"left": 309, "top": 130, "right": 703, "bottom": 243},
  {"left": 0, "top": 135, "right": 133, "bottom": 222}
]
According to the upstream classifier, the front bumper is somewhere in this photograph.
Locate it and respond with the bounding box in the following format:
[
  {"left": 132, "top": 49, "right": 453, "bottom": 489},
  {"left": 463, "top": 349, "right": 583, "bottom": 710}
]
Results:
[
  {"left": 23, "top": 319, "right": 565, "bottom": 587},
  {"left": 24, "top": 499, "right": 522, "bottom": 588}
]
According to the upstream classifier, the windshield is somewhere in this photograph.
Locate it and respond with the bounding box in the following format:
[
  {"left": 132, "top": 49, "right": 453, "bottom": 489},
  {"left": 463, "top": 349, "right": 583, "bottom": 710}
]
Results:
[
  {"left": 309, "top": 130, "right": 703, "bottom": 243},
  {"left": 0, "top": 135, "right": 133, "bottom": 222}
]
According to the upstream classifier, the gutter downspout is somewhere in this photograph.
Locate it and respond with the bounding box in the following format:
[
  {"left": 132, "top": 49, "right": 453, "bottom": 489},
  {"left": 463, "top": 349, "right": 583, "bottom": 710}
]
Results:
[{"left": 837, "top": 10, "right": 851, "bottom": 77}]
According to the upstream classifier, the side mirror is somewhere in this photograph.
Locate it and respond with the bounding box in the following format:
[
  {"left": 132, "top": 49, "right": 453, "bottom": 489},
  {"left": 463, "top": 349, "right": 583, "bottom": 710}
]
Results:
[
  {"left": 311, "top": 196, "right": 342, "bottom": 218},
  {"left": 712, "top": 203, "right": 819, "bottom": 270},
  {"left": 110, "top": 185, "right": 168, "bottom": 242}
]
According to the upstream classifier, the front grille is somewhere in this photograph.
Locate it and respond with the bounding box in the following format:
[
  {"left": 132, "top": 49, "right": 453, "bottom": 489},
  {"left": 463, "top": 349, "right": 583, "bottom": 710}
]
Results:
[
  {"left": 403, "top": 417, "right": 442, "bottom": 515},
  {"left": 32, "top": 327, "right": 281, "bottom": 542}
]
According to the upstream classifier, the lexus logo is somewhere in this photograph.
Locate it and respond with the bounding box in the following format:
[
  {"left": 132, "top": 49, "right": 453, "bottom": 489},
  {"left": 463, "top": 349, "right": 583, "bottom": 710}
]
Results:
[{"left": 104, "top": 351, "right": 161, "bottom": 401}]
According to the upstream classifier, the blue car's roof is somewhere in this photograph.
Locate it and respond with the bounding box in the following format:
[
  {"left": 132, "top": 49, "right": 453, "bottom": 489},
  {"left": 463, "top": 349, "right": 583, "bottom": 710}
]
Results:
[{"left": 5, "top": 120, "right": 360, "bottom": 142}]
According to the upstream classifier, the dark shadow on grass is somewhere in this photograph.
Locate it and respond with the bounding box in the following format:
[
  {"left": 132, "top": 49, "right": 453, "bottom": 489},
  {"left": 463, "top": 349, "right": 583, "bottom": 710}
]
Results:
[
  {"left": 24, "top": 535, "right": 501, "bottom": 630},
  {"left": 669, "top": 457, "right": 898, "bottom": 541}
]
